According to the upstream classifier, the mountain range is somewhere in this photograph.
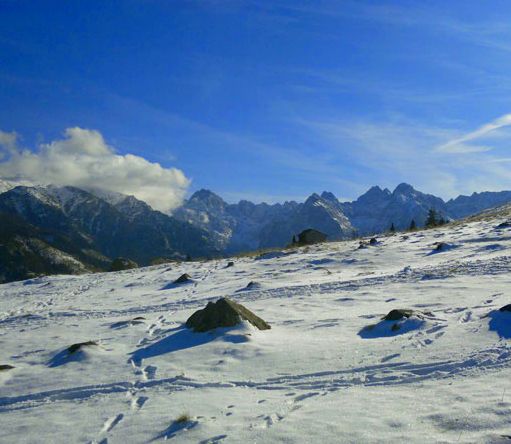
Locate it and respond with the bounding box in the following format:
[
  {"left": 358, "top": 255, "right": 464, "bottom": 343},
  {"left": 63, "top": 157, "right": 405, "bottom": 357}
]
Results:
[
  {"left": 174, "top": 183, "right": 511, "bottom": 252},
  {"left": 1, "top": 180, "right": 511, "bottom": 283}
]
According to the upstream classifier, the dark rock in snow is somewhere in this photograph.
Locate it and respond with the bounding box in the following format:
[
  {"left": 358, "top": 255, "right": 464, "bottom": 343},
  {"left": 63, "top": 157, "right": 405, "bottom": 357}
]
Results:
[
  {"left": 67, "top": 341, "right": 98, "bottom": 354},
  {"left": 382, "top": 309, "right": 415, "bottom": 321},
  {"left": 496, "top": 221, "right": 511, "bottom": 229},
  {"left": 48, "top": 340, "right": 100, "bottom": 367},
  {"left": 226, "top": 261, "right": 235, "bottom": 268},
  {"left": 430, "top": 242, "right": 456, "bottom": 254},
  {"left": 369, "top": 237, "right": 378, "bottom": 245},
  {"left": 435, "top": 242, "right": 447, "bottom": 251},
  {"left": 359, "top": 309, "right": 427, "bottom": 339},
  {"left": 109, "top": 257, "right": 138, "bottom": 272},
  {"left": 111, "top": 317, "right": 146, "bottom": 329},
  {"left": 0, "top": 364, "right": 15, "bottom": 371},
  {"left": 186, "top": 297, "right": 271, "bottom": 332},
  {"left": 245, "top": 281, "right": 261, "bottom": 290},
  {"left": 293, "top": 228, "right": 327, "bottom": 246},
  {"left": 174, "top": 273, "right": 192, "bottom": 284}
]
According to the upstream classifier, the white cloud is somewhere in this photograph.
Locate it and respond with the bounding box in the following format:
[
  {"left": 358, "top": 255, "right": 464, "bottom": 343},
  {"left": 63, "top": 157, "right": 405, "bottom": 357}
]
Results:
[
  {"left": 0, "top": 127, "right": 190, "bottom": 213},
  {"left": 0, "top": 130, "right": 18, "bottom": 157},
  {"left": 437, "top": 113, "right": 511, "bottom": 153}
]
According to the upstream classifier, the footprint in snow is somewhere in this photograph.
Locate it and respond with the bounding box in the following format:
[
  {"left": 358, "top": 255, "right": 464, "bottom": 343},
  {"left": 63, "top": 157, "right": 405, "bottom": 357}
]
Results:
[
  {"left": 458, "top": 311, "right": 473, "bottom": 323},
  {"left": 262, "top": 413, "right": 284, "bottom": 428},
  {"left": 142, "top": 365, "right": 157, "bottom": 380},
  {"left": 101, "top": 413, "right": 124, "bottom": 433},
  {"left": 131, "top": 396, "right": 148, "bottom": 411},
  {"left": 292, "top": 392, "right": 320, "bottom": 403},
  {"left": 381, "top": 353, "right": 401, "bottom": 363}
]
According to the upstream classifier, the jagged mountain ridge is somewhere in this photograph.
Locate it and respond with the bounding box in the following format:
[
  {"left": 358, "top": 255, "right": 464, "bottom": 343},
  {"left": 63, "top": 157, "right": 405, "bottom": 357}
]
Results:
[
  {"left": 173, "top": 190, "right": 355, "bottom": 253},
  {"left": 175, "top": 183, "right": 511, "bottom": 252},
  {"left": 341, "top": 183, "right": 450, "bottom": 234}
]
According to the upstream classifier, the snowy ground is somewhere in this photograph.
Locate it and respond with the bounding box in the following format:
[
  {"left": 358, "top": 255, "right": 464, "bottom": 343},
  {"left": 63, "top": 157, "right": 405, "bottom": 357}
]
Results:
[{"left": 1, "top": 206, "right": 511, "bottom": 443}]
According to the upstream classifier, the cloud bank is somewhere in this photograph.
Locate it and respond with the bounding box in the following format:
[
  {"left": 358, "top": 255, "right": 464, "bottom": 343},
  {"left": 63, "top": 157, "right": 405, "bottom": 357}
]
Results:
[{"left": 0, "top": 127, "right": 189, "bottom": 213}]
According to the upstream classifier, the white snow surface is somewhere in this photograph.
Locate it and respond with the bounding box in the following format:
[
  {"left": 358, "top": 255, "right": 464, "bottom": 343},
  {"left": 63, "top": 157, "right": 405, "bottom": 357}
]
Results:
[
  {"left": 0, "top": 179, "right": 34, "bottom": 194},
  {"left": 2, "top": 209, "right": 511, "bottom": 443}
]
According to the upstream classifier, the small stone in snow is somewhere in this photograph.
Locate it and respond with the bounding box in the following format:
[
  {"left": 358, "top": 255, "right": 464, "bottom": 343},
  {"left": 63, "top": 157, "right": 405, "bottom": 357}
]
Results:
[
  {"left": 174, "top": 273, "right": 192, "bottom": 284},
  {"left": 67, "top": 341, "right": 98, "bottom": 354},
  {"left": 0, "top": 364, "right": 15, "bottom": 371},
  {"left": 382, "top": 309, "right": 415, "bottom": 321}
]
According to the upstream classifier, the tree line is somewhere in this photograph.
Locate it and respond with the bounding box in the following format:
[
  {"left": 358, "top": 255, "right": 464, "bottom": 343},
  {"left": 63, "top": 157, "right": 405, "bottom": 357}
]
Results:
[{"left": 389, "top": 208, "right": 447, "bottom": 233}]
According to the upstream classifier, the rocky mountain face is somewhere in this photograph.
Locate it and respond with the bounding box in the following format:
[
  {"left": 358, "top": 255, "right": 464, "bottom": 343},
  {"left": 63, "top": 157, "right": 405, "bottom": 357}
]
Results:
[
  {"left": 174, "top": 190, "right": 355, "bottom": 252},
  {"left": 0, "top": 185, "right": 218, "bottom": 283},
  {"left": 1, "top": 181, "right": 511, "bottom": 283},
  {"left": 341, "top": 183, "right": 449, "bottom": 233},
  {"left": 446, "top": 191, "right": 511, "bottom": 219},
  {"left": 175, "top": 183, "right": 511, "bottom": 251}
]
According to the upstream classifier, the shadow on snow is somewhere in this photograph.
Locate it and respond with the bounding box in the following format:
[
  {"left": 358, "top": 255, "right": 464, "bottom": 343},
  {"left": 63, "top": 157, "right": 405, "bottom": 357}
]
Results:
[
  {"left": 488, "top": 311, "right": 511, "bottom": 339},
  {"left": 131, "top": 325, "right": 249, "bottom": 362}
]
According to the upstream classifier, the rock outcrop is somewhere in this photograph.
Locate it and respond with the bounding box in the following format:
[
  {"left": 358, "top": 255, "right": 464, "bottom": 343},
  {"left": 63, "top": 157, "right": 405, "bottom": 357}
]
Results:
[{"left": 186, "top": 297, "right": 270, "bottom": 332}]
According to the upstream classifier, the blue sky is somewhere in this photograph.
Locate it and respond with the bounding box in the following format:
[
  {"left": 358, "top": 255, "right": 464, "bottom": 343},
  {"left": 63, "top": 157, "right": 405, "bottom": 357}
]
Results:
[{"left": 1, "top": 0, "right": 511, "bottom": 208}]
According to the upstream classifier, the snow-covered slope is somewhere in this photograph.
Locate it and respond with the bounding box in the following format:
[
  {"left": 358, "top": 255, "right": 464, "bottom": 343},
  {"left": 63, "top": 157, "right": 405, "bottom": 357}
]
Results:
[{"left": 1, "top": 205, "right": 511, "bottom": 443}]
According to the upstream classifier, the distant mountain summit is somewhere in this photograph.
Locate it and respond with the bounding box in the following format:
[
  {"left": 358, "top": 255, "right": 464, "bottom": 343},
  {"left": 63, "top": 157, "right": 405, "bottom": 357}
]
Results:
[{"left": 342, "top": 183, "right": 449, "bottom": 234}]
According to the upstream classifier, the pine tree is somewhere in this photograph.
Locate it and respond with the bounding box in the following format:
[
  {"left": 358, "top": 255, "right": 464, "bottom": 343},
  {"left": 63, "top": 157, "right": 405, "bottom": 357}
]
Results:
[
  {"left": 409, "top": 219, "right": 416, "bottom": 231},
  {"left": 425, "top": 208, "right": 438, "bottom": 228},
  {"left": 389, "top": 222, "right": 396, "bottom": 233}
]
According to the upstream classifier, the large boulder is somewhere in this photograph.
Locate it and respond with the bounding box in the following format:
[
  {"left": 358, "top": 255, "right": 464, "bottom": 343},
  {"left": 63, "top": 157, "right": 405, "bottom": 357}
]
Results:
[
  {"left": 186, "top": 297, "right": 271, "bottom": 332},
  {"left": 293, "top": 229, "right": 327, "bottom": 246},
  {"left": 109, "top": 257, "right": 138, "bottom": 272}
]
